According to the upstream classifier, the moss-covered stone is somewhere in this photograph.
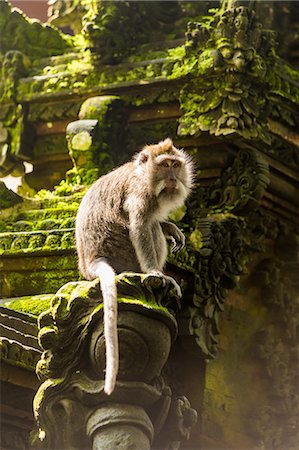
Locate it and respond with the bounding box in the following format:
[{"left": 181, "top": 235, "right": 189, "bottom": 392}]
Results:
[
  {"left": 3, "top": 294, "right": 52, "bottom": 317},
  {"left": 0, "top": 0, "right": 72, "bottom": 58},
  {"left": 172, "top": 6, "right": 299, "bottom": 142},
  {"left": 0, "top": 181, "right": 23, "bottom": 208}
]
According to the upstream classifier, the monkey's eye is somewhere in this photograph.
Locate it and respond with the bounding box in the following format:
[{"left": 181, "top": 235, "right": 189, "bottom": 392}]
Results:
[
  {"left": 172, "top": 161, "right": 181, "bottom": 169},
  {"left": 160, "top": 161, "right": 170, "bottom": 167}
]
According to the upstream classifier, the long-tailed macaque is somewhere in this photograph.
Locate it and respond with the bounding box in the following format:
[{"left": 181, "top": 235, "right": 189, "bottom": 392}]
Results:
[{"left": 75, "top": 138, "right": 194, "bottom": 395}]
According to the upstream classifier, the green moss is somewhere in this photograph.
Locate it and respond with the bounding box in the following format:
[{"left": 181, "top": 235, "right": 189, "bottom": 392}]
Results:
[
  {"left": 70, "top": 131, "right": 93, "bottom": 151},
  {"left": 3, "top": 295, "right": 52, "bottom": 316},
  {"left": 2, "top": 265, "right": 79, "bottom": 298},
  {"left": 169, "top": 205, "right": 187, "bottom": 222},
  {"left": 189, "top": 229, "right": 203, "bottom": 251},
  {"left": 17, "top": 45, "right": 177, "bottom": 100},
  {"left": 0, "top": 1, "right": 72, "bottom": 58},
  {"left": 118, "top": 296, "right": 169, "bottom": 314}
]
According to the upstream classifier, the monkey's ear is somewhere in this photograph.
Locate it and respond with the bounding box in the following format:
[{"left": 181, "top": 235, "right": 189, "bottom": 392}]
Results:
[{"left": 136, "top": 150, "right": 149, "bottom": 164}]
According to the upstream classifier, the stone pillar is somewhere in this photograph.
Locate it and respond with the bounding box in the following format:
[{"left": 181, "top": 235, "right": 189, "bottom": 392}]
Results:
[
  {"left": 87, "top": 404, "right": 153, "bottom": 450},
  {"left": 33, "top": 273, "right": 197, "bottom": 449}
]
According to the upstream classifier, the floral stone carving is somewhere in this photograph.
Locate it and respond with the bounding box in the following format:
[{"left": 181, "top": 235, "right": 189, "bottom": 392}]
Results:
[
  {"left": 177, "top": 5, "right": 277, "bottom": 142},
  {"left": 193, "top": 147, "right": 270, "bottom": 216},
  {"left": 33, "top": 273, "right": 197, "bottom": 449}
]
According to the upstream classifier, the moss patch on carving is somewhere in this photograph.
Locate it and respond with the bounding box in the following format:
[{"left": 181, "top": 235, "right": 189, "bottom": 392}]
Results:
[{"left": 3, "top": 294, "right": 52, "bottom": 316}]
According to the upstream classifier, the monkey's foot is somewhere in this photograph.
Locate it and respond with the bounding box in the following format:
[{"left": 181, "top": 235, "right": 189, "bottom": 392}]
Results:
[{"left": 149, "top": 271, "right": 182, "bottom": 298}]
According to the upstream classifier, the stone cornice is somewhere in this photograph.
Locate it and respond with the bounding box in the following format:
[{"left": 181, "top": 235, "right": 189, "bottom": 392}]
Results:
[{"left": 0, "top": 306, "right": 41, "bottom": 371}]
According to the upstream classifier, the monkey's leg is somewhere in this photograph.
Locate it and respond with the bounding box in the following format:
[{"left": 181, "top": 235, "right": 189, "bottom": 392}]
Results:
[
  {"left": 128, "top": 215, "right": 160, "bottom": 273},
  {"left": 151, "top": 222, "right": 168, "bottom": 270},
  {"left": 150, "top": 222, "right": 182, "bottom": 297}
]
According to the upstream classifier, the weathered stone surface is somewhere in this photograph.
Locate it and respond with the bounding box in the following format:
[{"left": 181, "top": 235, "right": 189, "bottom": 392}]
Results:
[
  {"left": 0, "top": 1, "right": 298, "bottom": 449},
  {"left": 87, "top": 404, "right": 153, "bottom": 450},
  {"left": 33, "top": 274, "right": 197, "bottom": 449}
]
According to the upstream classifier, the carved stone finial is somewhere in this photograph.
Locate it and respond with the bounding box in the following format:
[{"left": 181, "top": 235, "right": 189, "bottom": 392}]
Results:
[
  {"left": 33, "top": 273, "right": 197, "bottom": 449},
  {"left": 178, "top": 4, "right": 277, "bottom": 142}
]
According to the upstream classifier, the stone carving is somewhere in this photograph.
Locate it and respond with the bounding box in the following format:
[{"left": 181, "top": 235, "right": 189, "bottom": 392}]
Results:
[
  {"left": 0, "top": 103, "right": 34, "bottom": 178},
  {"left": 28, "top": 100, "right": 81, "bottom": 126},
  {"left": 169, "top": 146, "right": 270, "bottom": 358},
  {"left": 189, "top": 218, "right": 245, "bottom": 357},
  {"left": 0, "top": 1, "right": 72, "bottom": 180},
  {"left": 0, "top": 337, "right": 40, "bottom": 370},
  {"left": 0, "top": 228, "right": 75, "bottom": 255},
  {"left": 0, "top": 181, "right": 23, "bottom": 209},
  {"left": 0, "top": 0, "right": 70, "bottom": 58},
  {"left": 0, "top": 50, "right": 29, "bottom": 102},
  {"left": 82, "top": 1, "right": 181, "bottom": 64},
  {"left": 0, "top": 305, "right": 41, "bottom": 372},
  {"left": 66, "top": 95, "right": 128, "bottom": 187},
  {"left": 34, "top": 274, "right": 197, "bottom": 449},
  {"left": 48, "top": 0, "right": 88, "bottom": 34},
  {"left": 177, "top": 5, "right": 277, "bottom": 142},
  {"left": 155, "top": 395, "right": 198, "bottom": 450},
  {"left": 193, "top": 147, "right": 270, "bottom": 215}
]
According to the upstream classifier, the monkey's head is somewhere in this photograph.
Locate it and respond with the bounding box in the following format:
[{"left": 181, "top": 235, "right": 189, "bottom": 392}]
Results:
[{"left": 134, "top": 138, "right": 194, "bottom": 203}]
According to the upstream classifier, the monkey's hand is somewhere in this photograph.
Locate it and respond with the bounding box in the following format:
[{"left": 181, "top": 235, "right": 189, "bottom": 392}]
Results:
[
  {"left": 161, "top": 222, "right": 185, "bottom": 254},
  {"left": 149, "top": 270, "right": 182, "bottom": 298},
  {"left": 171, "top": 229, "right": 185, "bottom": 254}
]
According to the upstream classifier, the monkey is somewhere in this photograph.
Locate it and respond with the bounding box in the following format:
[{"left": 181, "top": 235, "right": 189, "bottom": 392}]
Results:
[{"left": 75, "top": 138, "right": 194, "bottom": 395}]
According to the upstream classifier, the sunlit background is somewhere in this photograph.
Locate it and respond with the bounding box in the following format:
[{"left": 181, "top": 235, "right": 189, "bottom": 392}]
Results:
[{"left": 1, "top": 2, "right": 47, "bottom": 192}]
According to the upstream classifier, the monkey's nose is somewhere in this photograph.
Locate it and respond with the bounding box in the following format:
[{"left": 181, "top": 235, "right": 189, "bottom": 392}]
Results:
[{"left": 166, "top": 179, "right": 177, "bottom": 189}]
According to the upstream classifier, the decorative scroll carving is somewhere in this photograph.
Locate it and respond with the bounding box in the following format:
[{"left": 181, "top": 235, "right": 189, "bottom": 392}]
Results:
[
  {"left": 169, "top": 147, "right": 269, "bottom": 357},
  {"left": 189, "top": 218, "right": 245, "bottom": 357},
  {"left": 34, "top": 274, "right": 197, "bottom": 449},
  {"left": 155, "top": 395, "right": 198, "bottom": 450},
  {"left": 194, "top": 147, "right": 270, "bottom": 215},
  {"left": 0, "top": 337, "right": 40, "bottom": 370},
  {"left": 36, "top": 275, "right": 179, "bottom": 381},
  {"left": 0, "top": 228, "right": 75, "bottom": 255}
]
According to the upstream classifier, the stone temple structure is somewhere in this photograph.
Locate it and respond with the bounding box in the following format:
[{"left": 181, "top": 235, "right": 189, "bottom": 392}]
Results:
[{"left": 0, "top": 1, "right": 298, "bottom": 449}]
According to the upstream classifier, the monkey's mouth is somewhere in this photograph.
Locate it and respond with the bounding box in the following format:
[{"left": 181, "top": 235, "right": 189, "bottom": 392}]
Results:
[
  {"left": 163, "top": 186, "right": 178, "bottom": 196},
  {"left": 165, "top": 180, "right": 177, "bottom": 190}
]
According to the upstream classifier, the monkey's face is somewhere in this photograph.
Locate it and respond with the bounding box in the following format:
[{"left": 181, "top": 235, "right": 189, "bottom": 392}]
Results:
[
  {"left": 134, "top": 140, "right": 194, "bottom": 201},
  {"left": 154, "top": 156, "right": 185, "bottom": 196}
]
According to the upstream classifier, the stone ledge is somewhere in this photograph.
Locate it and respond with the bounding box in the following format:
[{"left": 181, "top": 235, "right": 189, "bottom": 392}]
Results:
[{"left": 0, "top": 305, "right": 41, "bottom": 372}]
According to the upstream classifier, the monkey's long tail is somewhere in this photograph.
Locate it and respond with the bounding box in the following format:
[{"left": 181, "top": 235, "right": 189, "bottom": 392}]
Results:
[{"left": 92, "top": 258, "right": 118, "bottom": 395}]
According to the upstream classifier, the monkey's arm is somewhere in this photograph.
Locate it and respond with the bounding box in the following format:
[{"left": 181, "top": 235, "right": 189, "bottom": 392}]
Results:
[
  {"left": 161, "top": 221, "right": 185, "bottom": 254},
  {"left": 130, "top": 221, "right": 159, "bottom": 272},
  {"left": 126, "top": 196, "right": 161, "bottom": 272}
]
